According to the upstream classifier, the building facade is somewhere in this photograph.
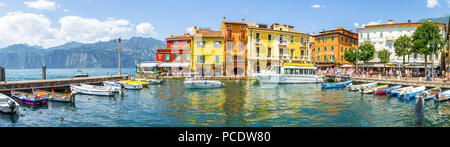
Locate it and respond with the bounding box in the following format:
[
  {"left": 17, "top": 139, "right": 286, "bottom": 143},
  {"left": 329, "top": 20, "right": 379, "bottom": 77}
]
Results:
[
  {"left": 191, "top": 26, "right": 225, "bottom": 76},
  {"left": 221, "top": 17, "right": 248, "bottom": 76},
  {"left": 313, "top": 27, "right": 358, "bottom": 67},
  {"left": 247, "top": 23, "right": 312, "bottom": 76},
  {"left": 357, "top": 19, "right": 447, "bottom": 68},
  {"left": 154, "top": 34, "right": 192, "bottom": 74}
]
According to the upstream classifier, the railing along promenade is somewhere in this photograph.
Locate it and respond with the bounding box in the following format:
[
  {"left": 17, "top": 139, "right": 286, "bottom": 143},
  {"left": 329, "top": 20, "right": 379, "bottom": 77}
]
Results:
[
  {"left": 0, "top": 75, "right": 129, "bottom": 92},
  {"left": 326, "top": 75, "right": 450, "bottom": 88}
]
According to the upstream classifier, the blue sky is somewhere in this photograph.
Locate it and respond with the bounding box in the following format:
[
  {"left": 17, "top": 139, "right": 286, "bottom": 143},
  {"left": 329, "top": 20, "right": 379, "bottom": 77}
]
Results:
[{"left": 0, "top": 0, "right": 448, "bottom": 48}]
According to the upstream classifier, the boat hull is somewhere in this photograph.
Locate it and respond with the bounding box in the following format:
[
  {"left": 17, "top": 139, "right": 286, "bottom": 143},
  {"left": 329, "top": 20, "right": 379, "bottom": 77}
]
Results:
[
  {"left": 122, "top": 83, "right": 143, "bottom": 90},
  {"left": 33, "top": 89, "right": 73, "bottom": 102},
  {"left": 255, "top": 74, "right": 325, "bottom": 84},
  {"left": 11, "top": 92, "right": 48, "bottom": 106},
  {"left": 322, "top": 80, "right": 353, "bottom": 89},
  {"left": 0, "top": 93, "right": 20, "bottom": 113},
  {"left": 70, "top": 85, "right": 113, "bottom": 96}
]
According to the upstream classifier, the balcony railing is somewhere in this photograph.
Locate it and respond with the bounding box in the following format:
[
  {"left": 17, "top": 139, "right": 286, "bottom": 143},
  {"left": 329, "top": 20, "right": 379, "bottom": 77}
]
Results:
[
  {"left": 300, "top": 43, "right": 307, "bottom": 47},
  {"left": 386, "top": 36, "right": 395, "bottom": 41},
  {"left": 226, "top": 35, "right": 234, "bottom": 41},
  {"left": 279, "top": 41, "right": 287, "bottom": 46}
]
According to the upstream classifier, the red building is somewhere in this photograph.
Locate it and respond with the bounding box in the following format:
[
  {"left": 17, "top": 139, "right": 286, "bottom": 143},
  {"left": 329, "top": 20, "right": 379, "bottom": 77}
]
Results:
[{"left": 154, "top": 33, "right": 193, "bottom": 75}]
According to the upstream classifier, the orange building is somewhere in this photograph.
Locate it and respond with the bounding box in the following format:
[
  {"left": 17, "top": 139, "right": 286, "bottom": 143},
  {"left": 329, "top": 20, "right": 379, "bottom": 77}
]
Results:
[
  {"left": 221, "top": 17, "right": 248, "bottom": 76},
  {"left": 313, "top": 27, "right": 358, "bottom": 67}
]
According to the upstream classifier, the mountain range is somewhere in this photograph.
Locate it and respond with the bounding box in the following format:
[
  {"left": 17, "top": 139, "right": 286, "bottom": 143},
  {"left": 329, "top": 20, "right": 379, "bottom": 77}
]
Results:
[
  {"left": 417, "top": 14, "right": 450, "bottom": 27},
  {"left": 0, "top": 37, "right": 165, "bottom": 69}
]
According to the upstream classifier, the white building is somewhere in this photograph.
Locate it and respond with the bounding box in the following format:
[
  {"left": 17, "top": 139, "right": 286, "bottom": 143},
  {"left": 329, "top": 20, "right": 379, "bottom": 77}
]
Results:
[{"left": 357, "top": 19, "right": 447, "bottom": 68}]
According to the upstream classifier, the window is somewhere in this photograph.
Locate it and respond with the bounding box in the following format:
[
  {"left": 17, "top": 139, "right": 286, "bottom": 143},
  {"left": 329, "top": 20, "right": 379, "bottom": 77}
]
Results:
[
  {"left": 301, "top": 37, "right": 304, "bottom": 43},
  {"left": 268, "top": 47, "right": 272, "bottom": 57},
  {"left": 324, "top": 55, "right": 327, "bottom": 62},
  {"left": 197, "top": 41, "right": 205, "bottom": 47},
  {"left": 214, "top": 41, "right": 222, "bottom": 48},
  {"left": 332, "top": 36, "right": 335, "bottom": 41},
  {"left": 380, "top": 32, "right": 383, "bottom": 38},
  {"left": 290, "top": 36, "right": 294, "bottom": 43},
  {"left": 256, "top": 33, "right": 260, "bottom": 40},
  {"left": 227, "top": 25, "right": 232, "bottom": 28},
  {"left": 331, "top": 46, "right": 334, "bottom": 51},
  {"left": 341, "top": 46, "right": 343, "bottom": 52},
  {"left": 175, "top": 54, "right": 182, "bottom": 61},
  {"left": 345, "top": 38, "right": 348, "bottom": 42},
  {"left": 318, "top": 47, "right": 320, "bottom": 52},
  {"left": 301, "top": 50, "right": 305, "bottom": 59},
  {"left": 268, "top": 34, "right": 272, "bottom": 41},
  {"left": 240, "top": 25, "right": 246, "bottom": 29},
  {"left": 290, "top": 48, "right": 294, "bottom": 57},
  {"left": 324, "top": 46, "right": 327, "bottom": 51},
  {"left": 318, "top": 56, "right": 320, "bottom": 62},
  {"left": 318, "top": 38, "right": 321, "bottom": 43},
  {"left": 164, "top": 54, "right": 171, "bottom": 61},
  {"left": 341, "top": 55, "right": 343, "bottom": 61},
  {"left": 185, "top": 55, "right": 191, "bottom": 60},
  {"left": 215, "top": 56, "right": 220, "bottom": 64},
  {"left": 256, "top": 47, "right": 260, "bottom": 57},
  {"left": 345, "top": 48, "right": 348, "bottom": 52},
  {"left": 197, "top": 55, "right": 205, "bottom": 64},
  {"left": 323, "top": 37, "right": 327, "bottom": 42},
  {"left": 341, "top": 37, "right": 344, "bottom": 41}
]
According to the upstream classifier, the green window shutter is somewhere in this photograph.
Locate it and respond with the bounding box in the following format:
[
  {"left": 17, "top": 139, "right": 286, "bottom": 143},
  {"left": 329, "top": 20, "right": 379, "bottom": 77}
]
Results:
[
  {"left": 324, "top": 46, "right": 327, "bottom": 51},
  {"left": 318, "top": 47, "right": 320, "bottom": 52},
  {"left": 332, "top": 46, "right": 334, "bottom": 51},
  {"left": 215, "top": 56, "right": 220, "bottom": 64},
  {"left": 341, "top": 47, "right": 343, "bottom": 52}
]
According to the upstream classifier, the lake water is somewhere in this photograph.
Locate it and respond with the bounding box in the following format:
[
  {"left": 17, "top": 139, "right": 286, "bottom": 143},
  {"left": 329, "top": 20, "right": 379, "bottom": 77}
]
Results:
[{"left": 1, "top": 68, "right": 449, "bottom": 127}]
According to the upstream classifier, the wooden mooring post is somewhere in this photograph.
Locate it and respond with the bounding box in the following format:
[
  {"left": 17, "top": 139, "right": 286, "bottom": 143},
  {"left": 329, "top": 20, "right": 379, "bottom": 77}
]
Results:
[
  {"left": 42, "top": 66, "right": 46, "bottom": 80},
  {"left": 0, "top": 67, "right": 5, "bottom": 82}
]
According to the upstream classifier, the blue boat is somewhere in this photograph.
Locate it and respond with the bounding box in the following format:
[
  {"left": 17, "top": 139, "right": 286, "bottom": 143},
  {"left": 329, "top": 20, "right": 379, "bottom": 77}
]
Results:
[
  {"left": 434, "top": 90, "right": 450, "bottom": 102},
  {"left": 401, "top": 86, "right": 426, "bottom": 99},
  {"left": 321, "top": 80, "right": 353, "bottom": 89}
]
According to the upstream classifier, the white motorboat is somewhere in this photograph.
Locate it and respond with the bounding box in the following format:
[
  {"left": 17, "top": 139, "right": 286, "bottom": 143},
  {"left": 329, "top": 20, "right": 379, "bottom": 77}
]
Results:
[
  {"left": 254, "top": 64, "right": 324, "bottom": 84},
  {"left": 0, "top": 93, "right": 19, "bottom": 113},
  {"left": 136, "top": 78, "right": 164, "bottom": 84},
  {"left": 80, "top": 83, "right": 120, "bottom": 93},
  {"left": 401, "top": 86, "right": 426, "bottom": 99},
  {"left": 102, "top": 81, "right": 122, "bottom": 92},
  {"left": 70, "top": 84, "right": 113, "bottom": 96},
  {"left": 394, "top": 86, "right": 414, "bottom": 97},
  {"left": 121, "top": 83, "right": 143, "bottom": 90},
  {"left": 184, "top": 77, "right": 224, "bottom": 89},
  {"left": 348, "top": 82, "right": 377, "bottom": 91},
  {"left": 73, "top": 70, "right": 89, "bottom": 78}
]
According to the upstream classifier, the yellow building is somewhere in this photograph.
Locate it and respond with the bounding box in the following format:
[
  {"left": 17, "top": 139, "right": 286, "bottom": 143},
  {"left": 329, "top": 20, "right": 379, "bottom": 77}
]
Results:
[
  {"left": 191, "top": 26, "right": 225, "bottom": 76},
  {"left": 247, "top": 23, "right": 312, "bottom": 75}
]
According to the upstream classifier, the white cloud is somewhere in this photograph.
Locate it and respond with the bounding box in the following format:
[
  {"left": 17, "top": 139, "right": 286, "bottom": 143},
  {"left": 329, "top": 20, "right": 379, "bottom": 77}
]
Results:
[
  {"left": 24, "top": 0, "right": 58, "bottom": 11},
  {"left": 244, "top": 9, "right": 248, "bottom": 16},
  {"left": 64, "top": 9, "right": 69, "bottom": 12},
  {"left": 0, "top": 2, "right": 5, "bottom": 7},
  {"left": 361, "top": 20, "right": 383, "bottom": 28},
  {"left": 0, "top": 11, "right": 150, "bottom": 48},
  {"left": 186, "top": 26, "right": 195, "bottom": 34},
  {"left": 136, "top": 22, "right": 157, "bottom": 38},
  {"left": 427, "top": 0, "right": 440, "bottom": 8},
  {"left": 58, "top": 16, "right": 133, "bottom": 44},
  {"left": 354, "top": 22, "right": 360, "bottom": 28},
  {"left": 311, "top": 4, "right": 326, "bottom": 8}
]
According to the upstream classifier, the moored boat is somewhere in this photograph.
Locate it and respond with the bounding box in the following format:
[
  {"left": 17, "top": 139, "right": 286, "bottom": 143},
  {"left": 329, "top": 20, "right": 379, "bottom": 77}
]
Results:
[
  {"left": 70, "top": 84, "right": 113, "bottom": 96},
  {"left": 361, "top": 84, "right": 388, "bottom": 94},
  {"left": 80, "top": 83, "right": 120, "bottom": 93},
  {"left": 374, "top": 85, "right": 401, "bottom": 95},
  {"left": 391, "top": 86, "right": 413, "bottom": 97},
  {"left": 254, "top": 64, "right": 325, "bottom": 84},
  {"left": 121, "top": 82, "right": 143, "bottom": 90},
  {"left": 322, "top": 80, "right": 353, "bottom": 89},
  {"left": 184, "top": 77, "right": 224, "bottom": 89},
  {"left": 120, "top": 80, "right": 150, "bottom": 87},
  {"left": 0, "top": 93, "right": 20, "bottom": 113},
  {"left": 33, "top": 89, "right": 73, "bottom": 102},
  {"left": 416, "top": 87, "right": 441, "bottom": 100},
  {"left": 434, "top": 90, "right": 450, "bottom": 102},
  {"left": 102, "top": 81, "right": 122, "bottom": 92},
  {"left": 348, "top": 82, "right": 377, "bottom": 91},
  {"left": 401, "top": 86, "right": 426, "bottom": 99},
  {"left": 135, "top": 78, "right": 164, "bottom": 85},
  {"left": 11, "top": 90, "right": 48, "bottom": 106}
]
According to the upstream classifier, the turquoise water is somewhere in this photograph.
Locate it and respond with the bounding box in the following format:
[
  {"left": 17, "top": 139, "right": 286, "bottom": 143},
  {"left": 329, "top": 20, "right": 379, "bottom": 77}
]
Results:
[
  {"left": 4, "top": 68, "right": 137, "bottom": 81},
  {"left": 1, "top": 68, "right": 449, "bottom": 127}
]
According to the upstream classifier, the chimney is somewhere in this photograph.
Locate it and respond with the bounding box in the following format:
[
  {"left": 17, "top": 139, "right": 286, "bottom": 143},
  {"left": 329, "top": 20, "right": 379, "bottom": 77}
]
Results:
[
  {"left": 408, "top": 20, "right": 411, "bottom": 23},
  {"left": 223, "top": 17, "right": 226, "bottom": 22},
  {"left": 242, "top": 18, "right": 245, "bottom": 23},
  {"left": 171, "top": 35, "right": 173, "bottom": 37},
  {"left": 387, "top": 20, "right": 394, "bottom": 24},
  {"left": 194, "top": 26, "right": 198, "bottom": 34}
]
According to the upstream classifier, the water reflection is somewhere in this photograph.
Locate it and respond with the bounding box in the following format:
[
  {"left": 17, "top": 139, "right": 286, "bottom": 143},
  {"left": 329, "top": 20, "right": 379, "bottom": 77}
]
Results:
[{"left": 0, "top": 113, "right": 19, "bottom": 123}]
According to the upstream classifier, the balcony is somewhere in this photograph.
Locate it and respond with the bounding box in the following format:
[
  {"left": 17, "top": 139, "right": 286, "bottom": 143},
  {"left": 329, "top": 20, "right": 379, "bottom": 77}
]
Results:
[
  {"left": 279, "top": 41, "right": 287, "bottom": 46},
  {"left": 226, "top": 35, "right": 235, "bottom": 41},
  {"left": 255, "top": 38, "right": 262, "bottom": 44},
  {"left": 240, "top": 35, "right": 247, "bottom": 41},
  {"left": 300, "top": 42, "right": 307, "bottom": 47},
  {"left": 386, "top": 36, "right": 395, "bottom": 41}
]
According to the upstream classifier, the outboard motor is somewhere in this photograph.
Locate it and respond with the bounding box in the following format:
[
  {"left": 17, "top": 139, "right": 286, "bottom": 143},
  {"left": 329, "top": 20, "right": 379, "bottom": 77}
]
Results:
[{"left": 8, "top": 99, "right": 17, "bottom": 113}]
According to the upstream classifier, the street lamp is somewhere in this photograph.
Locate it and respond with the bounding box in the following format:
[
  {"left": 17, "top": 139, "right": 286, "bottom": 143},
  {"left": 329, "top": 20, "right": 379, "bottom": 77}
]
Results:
[{"left": 427, "top": 41, "right": 441, "bottom": 81}]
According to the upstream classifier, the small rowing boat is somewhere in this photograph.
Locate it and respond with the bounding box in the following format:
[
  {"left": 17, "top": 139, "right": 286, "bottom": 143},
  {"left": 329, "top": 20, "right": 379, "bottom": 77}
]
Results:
[
  {"left": 70, "top": 84, "right": 113, "bottom": 96},
  {"left": 136, "top": 78, "right": 164, "bottom": 85},
  {"left": 321, "top": 80, "right": 353, "bottom": 89},
  {"left": 33, "top": 89, "right": 73, "bottom": 102},
  {"left": 0, "top": 93, "right": 20, "bottom": 113},
  {"left": 361, "top": 84, "right": 388, "bottom": 94},
  {"left": 391, "top": 86, "right": 413, "bottom": 97},
  {"left": 11, "top": 90, "right": 48, "bottom": 106},
  {"left": 348, "top": 82, "right": 377, "bottom": 91},
  {"left": 401, "top": 86, "right": 426, "bottom": 99},
  {"left": 434, "top": 90, "right": 450, "bottom": 102},
  {"left": 416, "top": 87, "right": 441, "bottom": 100},
  {"left": 374, "top": 85, "right": 401, "bottom": 95},
  {"left": 122, "top": 82, "right": 143, "bottom": 90}
]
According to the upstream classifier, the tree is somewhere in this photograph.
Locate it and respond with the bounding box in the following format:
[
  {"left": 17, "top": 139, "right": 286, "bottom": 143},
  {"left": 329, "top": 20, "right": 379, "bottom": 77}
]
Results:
[
  {"left": 344, "top": 47, "right": 357, "bottom": 65},
  {"left": 394, "top": 35, "right": 412, "bottom": 65},
  {"left": 358, "top": 42, "right": 375, "bottom": 70},
  {"left": 412, "top": 21, "right": 445, "bottom": 77},
  {"left": 377, "top": 49, "right": 391, "bottom": 73}
]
